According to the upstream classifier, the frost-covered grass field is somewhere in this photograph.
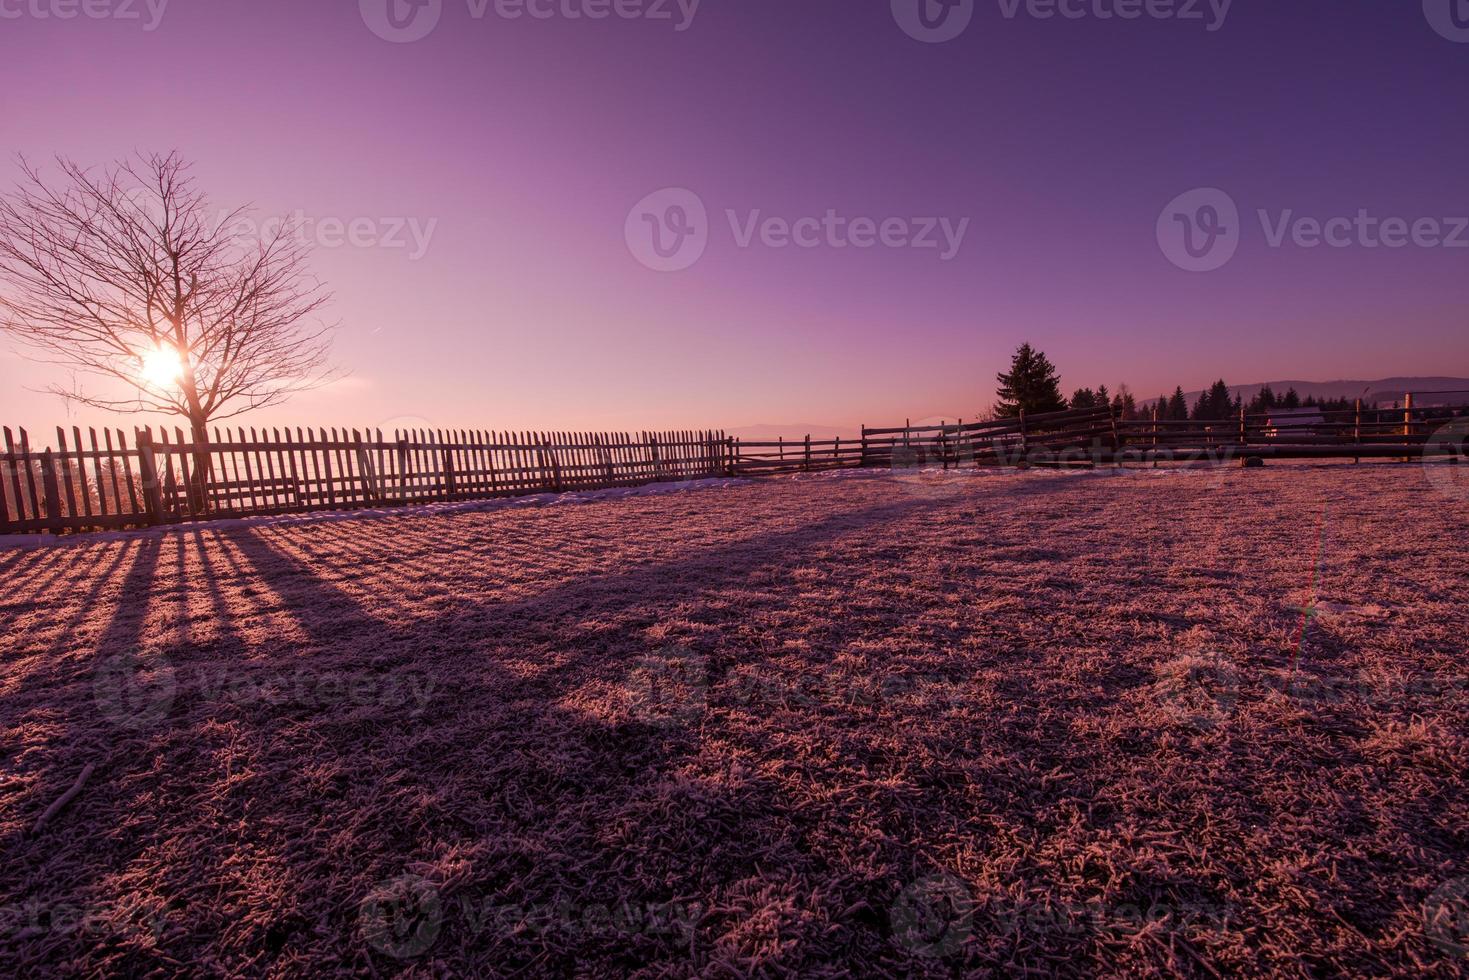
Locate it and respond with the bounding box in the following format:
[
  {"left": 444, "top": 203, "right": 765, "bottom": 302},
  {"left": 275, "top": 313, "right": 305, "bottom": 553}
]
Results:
[{"left": 1, "top": 462, "right": 1466, "bottom": 975}]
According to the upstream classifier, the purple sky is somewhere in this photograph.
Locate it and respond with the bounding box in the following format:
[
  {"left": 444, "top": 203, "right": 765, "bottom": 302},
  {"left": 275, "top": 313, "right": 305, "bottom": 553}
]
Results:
[{"left": 2, "top": 0, "right": 1467, "bottom": 438}]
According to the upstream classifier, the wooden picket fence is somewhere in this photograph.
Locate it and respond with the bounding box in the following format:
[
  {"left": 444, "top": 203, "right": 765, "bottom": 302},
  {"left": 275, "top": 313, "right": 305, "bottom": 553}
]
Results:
[{"left": 0, "top": 426, "right": 733, "bottom": 534}]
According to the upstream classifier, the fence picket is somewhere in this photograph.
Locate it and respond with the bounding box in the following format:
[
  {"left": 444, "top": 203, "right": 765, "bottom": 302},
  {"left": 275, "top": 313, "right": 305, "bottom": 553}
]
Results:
[{"left": 18, "top": 428, "right": 41, "bottom": 520}]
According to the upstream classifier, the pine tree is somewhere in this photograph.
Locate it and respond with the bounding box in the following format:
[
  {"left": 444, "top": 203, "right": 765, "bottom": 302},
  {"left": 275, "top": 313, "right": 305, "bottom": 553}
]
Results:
[
  {"left": 1209, "top": 380, "right": 1233, "bottom": 419},
  {"left": 994, "top": 343, "right": 1067, "bottom": 418},
  {"left": 1070, "top": 388, "right": 1097, "bottom": 411},
  {"left": 1117, "top": 385, "right": 1138, "bottom": 421},
  {"left": 1167, "top": 387, "right": 1189, "bottom": 421},
  {"left": 1283, "top": 387, "right": 1301, "bottom": 409},
  {"left": 1191, "top": 392, "right": 1211, "bottom": 421},
  {"left": 1192, "top": 379, "right": 1232, "bottom": 421}
]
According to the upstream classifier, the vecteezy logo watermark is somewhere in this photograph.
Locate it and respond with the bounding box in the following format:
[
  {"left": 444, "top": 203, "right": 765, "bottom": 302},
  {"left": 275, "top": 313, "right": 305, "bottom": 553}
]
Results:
[
  {"left": 1423, "top": 876, "right": 1469, "bottom": 958},
  {"left": 1424, "top": 0, "right": 1469, "bottom": 43},
  {"left": 625, "top": 188, "right": 970, "bottom": 271},
  {"left": 359, "top": 874, "right": 443, "bottom": 959},
  {"left": 92, "top": 648, "right": 178, "bottom": 731},
  {"left": 887, "top": 415, "right": 979, "bottom": 500},
  {"left": 625, "top": 188, "right": 708, "bottom": 272},
  {"left": 0, "top": 0, "right": 169, "bottom": 30},
  {"left": 1424, "top": 419, "right": 1469, "bottom": 503},
  {"left": 1159, "top": 188, "right": 1469, "bottom": 271},
  {"left": 360, "top": 0, "right": 444, "bottom": 42},
  {"left": 622, "top": 644, "right": 709, "bottom": 726},
  {"left": 361, "top": 0, "right": 700, "bottom": 42},
  {"left": 1151, "top": 649, "right": 1239, "bottom": 729},
  {"left": 890, "top": 873, "right": 974, "bottom": 957},
  {"left": 893, "top": 0, "right": 975, "bottom": 43},
  {"left": 1156, "top": 188, "right": 1241, "bottom": 273}
]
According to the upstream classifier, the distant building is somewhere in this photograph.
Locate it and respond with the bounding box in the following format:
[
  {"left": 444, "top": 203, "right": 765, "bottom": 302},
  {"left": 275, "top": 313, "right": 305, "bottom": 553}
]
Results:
[{"left": 1265, "top": 408, "right": 1326, "bottom": 436}]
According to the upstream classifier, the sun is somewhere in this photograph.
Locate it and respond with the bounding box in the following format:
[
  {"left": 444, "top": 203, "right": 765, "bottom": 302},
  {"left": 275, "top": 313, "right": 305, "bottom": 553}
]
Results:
[{"left": 138, "top": 344, "right": 184, "bottom": 388}]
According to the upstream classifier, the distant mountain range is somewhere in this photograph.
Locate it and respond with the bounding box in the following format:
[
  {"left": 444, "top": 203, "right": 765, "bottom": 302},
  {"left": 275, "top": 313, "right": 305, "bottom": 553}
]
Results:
[{"left": 1149, "top": 377, "right": 1469, "bottom": 408}]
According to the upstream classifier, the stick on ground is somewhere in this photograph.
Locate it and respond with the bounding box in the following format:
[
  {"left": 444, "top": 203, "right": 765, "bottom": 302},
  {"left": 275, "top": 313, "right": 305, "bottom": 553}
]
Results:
[{"left": 31, "top": 762, "right": 95, "bottom": 836}]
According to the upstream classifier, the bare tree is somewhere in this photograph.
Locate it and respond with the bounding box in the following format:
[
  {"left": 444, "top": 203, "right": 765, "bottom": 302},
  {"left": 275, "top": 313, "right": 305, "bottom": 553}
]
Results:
[{"left": 0, "top": 151, "right": 335, "bottom": 497}]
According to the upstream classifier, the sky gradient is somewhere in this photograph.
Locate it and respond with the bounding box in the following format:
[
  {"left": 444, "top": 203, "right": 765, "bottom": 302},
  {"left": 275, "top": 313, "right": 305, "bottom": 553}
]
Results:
[{"left": 1, "top": 0, "right": 1467, "bottom": 438}]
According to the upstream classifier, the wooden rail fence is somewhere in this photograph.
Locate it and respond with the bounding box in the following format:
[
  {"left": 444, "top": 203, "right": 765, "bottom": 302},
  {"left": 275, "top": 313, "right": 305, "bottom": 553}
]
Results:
[
  {"left": 856, "top": 400, "right": 1468, "bottom": 468},
  {"left": 3, "top": 399, "right": 1464, "bottom": 535}
]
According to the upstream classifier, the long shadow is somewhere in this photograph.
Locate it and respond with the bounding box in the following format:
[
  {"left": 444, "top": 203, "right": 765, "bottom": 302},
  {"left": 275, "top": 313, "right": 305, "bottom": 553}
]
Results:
[
  {"left": 200, "top": 492, "right": 969, "bottom": 971},
  {"left": 0, "top": 536, "right": 164, "bottom": 960},
  {"left": 1, "top": 478, "right": 1261, "bottom": 973}
]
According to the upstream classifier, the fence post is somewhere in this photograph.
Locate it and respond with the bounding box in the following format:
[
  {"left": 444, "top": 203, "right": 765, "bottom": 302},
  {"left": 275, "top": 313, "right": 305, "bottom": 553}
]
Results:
[
  {"left": 41, "top": 450, "right": 64, "bottom": 534},
  {"left": 357, "top": 436, "right": 381, "bottom": 504},
  {"left": 443, "top": 444, "right": 457, "bottom": 500},
  {"left": 804, "top": 434, "right": 811, "bottom": 472},
  {"left": 1150, "top": 408, "right": 1158, "bottom": 467},
  {"left": 1403, "top": 392, "right": 1414, "bottom": 463},
  {"left": 1019, "top": 409, "right": 1028, "bottom": 463},
  {"left": 1354, "top": 398, "right": 1362, "bottom": 464},
  {"left": 602, "top": 434, "right": 616, "bottom": 482},
  {"left": 136, "top": 430, "right": 165, "bottom": 526},
  {"left": 1111, "top": 405, "right": 1123, "bottom": 465},
  {"left": 396, "top": 436, "right": 410, "bottom": 501},
  {"left": 859, "top": 425, "right": 868, "bottom": 468}
]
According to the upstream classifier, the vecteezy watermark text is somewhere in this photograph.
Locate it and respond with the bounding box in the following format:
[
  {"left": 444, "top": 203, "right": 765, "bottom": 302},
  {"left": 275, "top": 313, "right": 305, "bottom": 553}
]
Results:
[
  {"left": 360, "top": 0, "right": 700, "bottom": 43},
  {"left": 0, "top": 897, "right": 169, "bottom": 945},
  {"left": 213, "top": 210, "right": 439, "bottom": 261},
  {"left": 996, "top": 0, "right": 1232, "bottom": 29},
  {"left": 728, "top": 211, "right": 969, "bottom": 260},
  {"left": 93, "top": 649, "right": 440, "bottom": 730},
  {"left": 889, "top": 871, "right": 1232, "bottom": 959},
  {"left": 892, "top": 0, "right": 1232, "bottom": 44},
  {"left": 0, "top": 0, "right": 168, "bottom": 29},
  {"left": 1158, "top": 188, "right": 1469, "bottom": 272},
  {"left": 358, "top": 873, "right": 701, "bottom": 960},
  {"left": 625, "top": 188, "right": 969, "bottom": 271}
]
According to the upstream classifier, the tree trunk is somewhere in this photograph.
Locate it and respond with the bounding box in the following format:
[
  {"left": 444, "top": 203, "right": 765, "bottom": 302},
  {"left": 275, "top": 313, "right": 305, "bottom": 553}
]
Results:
[
  {"left": 178, "top": 360, "right": 212, "bottom": 515},
  {"left": 188, "top": 418, "right": 212, "bottom": 515}
]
